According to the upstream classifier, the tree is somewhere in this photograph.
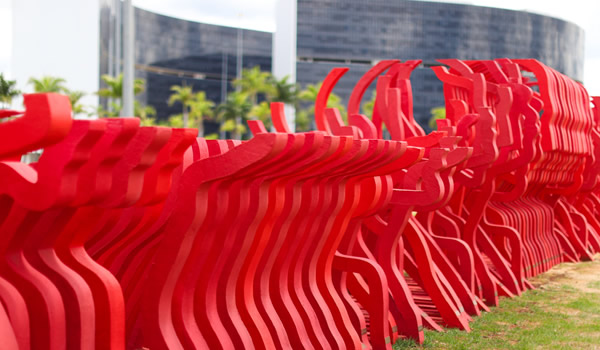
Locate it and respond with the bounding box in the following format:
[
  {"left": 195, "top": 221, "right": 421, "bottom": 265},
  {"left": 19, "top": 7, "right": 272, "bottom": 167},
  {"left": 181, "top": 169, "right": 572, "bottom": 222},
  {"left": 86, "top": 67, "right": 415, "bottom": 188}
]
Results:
[
  {"left": 230, "top": 67, "right": 272, "bottom": 138},
  {"left": 168, "top": 91, "right": 215, "bottom": 136},
  {"left": 362, "top": 91, "right": 377, "bottom": 117},
  {"left": 249, "top": 101, "right": 272, "bottom": 129},
  {"left": 298, "top": 81, "right": 347, "bottom": 129},
  {"left": 188, "top": 91, "right": 215, "bottom": 136},
  {"left": 28, "top": 76, "right": 66, "bottom": 93},
  {"left": 97, "top": 73, "right": 147, "bottom": 117},
  {"left": 134, "top": 101, "right": 157, "bottom": 126},
  {"left": 260, "top": 75, "right": 302, "bottom": 130},
  {"left": 28, "top": 76, "right": 90, "bottom": 117},
  {"left": 168, "top": 83, "right": 194, "bottom": 128},
  {"left": 298, "top": 82, "right": 345, "bottom": 111},
  {"left": 97, "top": 102, "right": 121, "bottom": 118},
  {"left": 233, "top": 66, "right": 273, "bottom": 105},
  {"left": 294, "top": 109, "right": 311, "bottom": 132},
  {"left": 216, "top": 91, "right": 251, "bottom": 139},
  {"left": 267, "top": 75, "right": 299, "bottom": 106},
  {"left": 97, "top": 73, "right": 145, "bottom": 99},
  {"left": 428, "top": 106, "right": 446, "bottom": 130},
  {"left": 0, "top": 74, "right": 20, "bottom": 109},
  {"left": 64, "top": 89, "right": 87, "bottom": 116}
]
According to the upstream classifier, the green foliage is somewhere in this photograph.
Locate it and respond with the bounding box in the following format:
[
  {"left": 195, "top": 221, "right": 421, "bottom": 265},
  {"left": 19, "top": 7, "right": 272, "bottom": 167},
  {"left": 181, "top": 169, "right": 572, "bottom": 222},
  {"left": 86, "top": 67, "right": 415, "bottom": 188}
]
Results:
[
  {"left": 250, "top": 101, "right": 272, "bottom": 129},
  {"left": 294, "top": 109, "right": 311, "bottom": 132},
  {"left": 97, "top": 73, "right": 145, "bottom": 99},
  {"left": 28, "top": 75, "right": 89, "bottom": 116},
  {"left": 97, "top": 100, "right": 157, "bottom": 125},
  {"left": 298, "top": 81, "right": 347, "bottom": 125},
  {"left": 0, "top": 73, "right": 20, "bottom": 108},
  {"left": 168, "top": 83, "right": 194, "bottom": 128},
  {"left": 227, "top": 66, "right": 354, "bottom": 133},
  {"left": 298, "top": 82, "right": 345, "bottom": 112},
  {"left": 96, "top": 74, "right": 150, "bottom": 119},
  {"left": 189, "top": 91, "right": 215, "bottom": 120},
  {"left": 28, "top": 76, "right": 66, "bottom": 93},
  {"left": 233, "top": 66, "right": 273, "bottom": 104},
  {"left": 586, "top": 280, "right": 600, "bottom": 290},
  {"left": 216, "top": 91, "right": 252, "bottom": 139},
  {"left": 267, "top": 75, "right": 299, "bottom": 106},
  {"left": 134, "top": 101, "right": 157, "bottom": 126},
  {"left": 97, "top": 102, "right": 121, "bottom": 118},
  {"left": 168, "top": 83, "right": 194, "bottom": 108},
  {"left": 188, "top": 91, "right": 215, "bottom": 134},
  {"left": 217, "top": 91, "right": 252, "bottom": 122},
  {"left": 63, "top": 88, "right": 86, "bottom": 115},
  {"left": 394, "top": 259, "right": 600, "bottom": 349},
  {"left": 428, "top": 106, "right": 446, "bottom": 130},
  {"left": 168, "top": 85, "right": 215, "bottom": 133},
  {"left": 234, "top": 68, "right": 304, "bottom": 132},
  {"left": 219, "top": 118, "right": 247, "bottom": 136},
  {"left": 298, "top": 82, "right": 320, "bottom": 103},
  {"left": 164, "top": 114, "right": 184, "bottom": 128},
  {"left": 362, "top": 91, "right": 377, "bottom": 117}
]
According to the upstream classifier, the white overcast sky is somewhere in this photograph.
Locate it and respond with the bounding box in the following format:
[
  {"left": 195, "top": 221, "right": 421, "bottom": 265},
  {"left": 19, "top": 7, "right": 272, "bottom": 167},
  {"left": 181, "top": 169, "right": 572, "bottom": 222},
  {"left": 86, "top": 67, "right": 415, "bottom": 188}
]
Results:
[{"left": 0, "top": 0, "right": 598, "bottom": 95}]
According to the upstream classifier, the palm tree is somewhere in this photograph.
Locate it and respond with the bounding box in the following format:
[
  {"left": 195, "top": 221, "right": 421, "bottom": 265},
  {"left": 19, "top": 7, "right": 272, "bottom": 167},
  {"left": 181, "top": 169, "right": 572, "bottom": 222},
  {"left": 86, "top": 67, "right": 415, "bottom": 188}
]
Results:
[
  {"left": 250, "top": 101, "right": 272, "bottom": 129},
  {"left": 97, "top": 73, "right": 145, "bottom": 99},
  {"left": 0, "top": 74, "right": 20, "bottom": 109},
  {"left": 267, "top": 75, "right": 299, "bottom": 106},
  {"left": 298, "top": 82, "right": 319, "bottom": 102},
  {"left": 134, "top": 101, "right": 158, "bottom": 126},
  {"left": 428, "top": 107, "right": 446, "bottom": 130},
  {"left": 298, "top": 82, "right": 345, "bottom": 110},
  {"left": 97, "top": 102, "right": 121, "bottom": 118},
  {"left": 64, "top": 89, "right": 86, "bottom": 116},
  {"left": 233, "top": 66, "right": 273, "bottom": 105},
  {"left": 168, "top": 83, "right": 194, "bottom": 127},
  {"left": 294, "top": 109, "right": 311, "bottom": 132},
  {"left": 28, "top": 76, "right": 66, "bottom": 93},
  {"left": 188, "top": 91, "right": 215, "bottom": 136},
  {"left": 263, "top": 75, "right": 301, "bottom": 130},
  {"left": 216, "top": 91, "right": 252, "bottom": 139},
  {"left": 97, "top": 73, "right": 146, "bottom": 117},
  {"left": 27, "top": 76, "right": 92, "bottom": 117},
  {"left": 298, "top": 81, "right": 347, "bottom": 128}
]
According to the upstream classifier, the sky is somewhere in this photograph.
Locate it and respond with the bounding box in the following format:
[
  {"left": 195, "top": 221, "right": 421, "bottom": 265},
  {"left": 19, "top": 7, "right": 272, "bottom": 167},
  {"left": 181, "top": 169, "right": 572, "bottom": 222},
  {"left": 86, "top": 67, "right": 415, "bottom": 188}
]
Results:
[
  {"left": 131, "top": 0, "right": 600, "bottom": 96},
  {"left": 0, "top": 0, "right": 597, "bottom": 95}
]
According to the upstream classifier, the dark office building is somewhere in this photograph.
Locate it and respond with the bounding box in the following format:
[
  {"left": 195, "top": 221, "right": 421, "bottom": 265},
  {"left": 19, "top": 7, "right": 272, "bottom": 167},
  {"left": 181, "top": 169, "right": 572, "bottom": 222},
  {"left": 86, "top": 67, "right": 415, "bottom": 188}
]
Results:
[
  {"left": 99, "top": 6, "right": 272, "bottom": 126},
  {"left": 100, "top": 0, "right": 584, "bottom": 129},
  {"left": 296, "top": 0, "right": 584, "bottom": 126}
]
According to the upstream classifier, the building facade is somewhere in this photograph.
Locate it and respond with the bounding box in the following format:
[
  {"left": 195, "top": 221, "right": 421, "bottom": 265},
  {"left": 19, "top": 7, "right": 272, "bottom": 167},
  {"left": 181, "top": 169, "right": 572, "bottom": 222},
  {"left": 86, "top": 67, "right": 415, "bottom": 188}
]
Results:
[
  {"left": 100, "top": 5, "right": 272, "bottom": 130},
  {"left": 100, "top": 0, "right": 584, "bottom": 128},
  {"left": 296, "top": 0, "right": 584, "bottom": 126}
]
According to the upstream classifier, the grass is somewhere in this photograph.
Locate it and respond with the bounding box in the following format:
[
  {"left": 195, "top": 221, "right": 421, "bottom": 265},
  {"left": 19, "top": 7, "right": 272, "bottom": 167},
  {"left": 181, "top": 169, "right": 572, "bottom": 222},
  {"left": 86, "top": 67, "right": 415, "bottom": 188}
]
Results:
[
  {"left": 587, "top": 281, "right": 600, "bottom": 290},
  {"left": 393, "top": 256, "right": 600, "bottom": 349}
]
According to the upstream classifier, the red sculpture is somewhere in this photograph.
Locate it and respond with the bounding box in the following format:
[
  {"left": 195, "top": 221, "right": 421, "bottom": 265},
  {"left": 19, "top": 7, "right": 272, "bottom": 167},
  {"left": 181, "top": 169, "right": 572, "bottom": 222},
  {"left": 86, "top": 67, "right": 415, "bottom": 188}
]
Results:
[{"left": 0, "top": 57, "right": 598, "bottom": 349}]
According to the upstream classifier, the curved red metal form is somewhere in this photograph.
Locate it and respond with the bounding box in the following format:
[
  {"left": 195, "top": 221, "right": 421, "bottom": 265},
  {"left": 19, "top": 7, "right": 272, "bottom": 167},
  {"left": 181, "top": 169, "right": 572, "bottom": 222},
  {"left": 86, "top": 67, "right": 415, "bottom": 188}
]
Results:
[
  {"left": 347, "top": 59, "right": 399, "bottom": 118},
  {"left": 315, "top": 67, "right": 349, "bottom": 133},
  {"left": 1, "top": 53, "right": 599, "bottom": 350}
]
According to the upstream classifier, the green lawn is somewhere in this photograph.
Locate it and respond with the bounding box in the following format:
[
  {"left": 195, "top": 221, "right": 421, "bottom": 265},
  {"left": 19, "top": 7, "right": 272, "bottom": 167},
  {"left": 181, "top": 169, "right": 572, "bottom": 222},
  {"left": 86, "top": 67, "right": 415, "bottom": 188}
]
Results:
[{"left": 394, "top": 257, "right": 600, "bottom": 349}]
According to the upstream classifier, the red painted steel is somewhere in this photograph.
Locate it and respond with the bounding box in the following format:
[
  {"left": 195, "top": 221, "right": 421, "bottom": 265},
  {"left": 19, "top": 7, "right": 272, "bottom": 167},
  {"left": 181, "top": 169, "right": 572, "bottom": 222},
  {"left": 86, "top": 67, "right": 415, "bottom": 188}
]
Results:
[{"left": 0, "top": 56, "right": 598, "bottom": 349}]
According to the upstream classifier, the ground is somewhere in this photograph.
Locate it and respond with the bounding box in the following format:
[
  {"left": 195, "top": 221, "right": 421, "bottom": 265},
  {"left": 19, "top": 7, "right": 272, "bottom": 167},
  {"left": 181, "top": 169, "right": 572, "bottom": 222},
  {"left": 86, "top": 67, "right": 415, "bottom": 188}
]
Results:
[{"left": 394, "top": 254, "right": 600, "bottom": 349}]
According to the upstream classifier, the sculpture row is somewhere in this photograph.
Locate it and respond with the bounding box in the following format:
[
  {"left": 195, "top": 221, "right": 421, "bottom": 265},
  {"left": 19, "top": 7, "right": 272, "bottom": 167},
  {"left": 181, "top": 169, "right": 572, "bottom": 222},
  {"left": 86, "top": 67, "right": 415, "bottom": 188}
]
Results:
[{"left": 0, "top": 58, "right": 598, "bottom": 349}]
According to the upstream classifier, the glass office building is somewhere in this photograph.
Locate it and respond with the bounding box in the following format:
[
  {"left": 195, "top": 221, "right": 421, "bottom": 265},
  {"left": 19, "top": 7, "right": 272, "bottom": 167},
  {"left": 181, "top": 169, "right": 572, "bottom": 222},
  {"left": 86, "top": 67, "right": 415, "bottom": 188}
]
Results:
[
  {"left": 100, "top": 0, "right": 584, "bottom": 128},
  {"left": 100, "top": 5, "right": 272, "bottom": 130},
  {"left": 296, "top": 0, "right": 584, "bottom": 126}
]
